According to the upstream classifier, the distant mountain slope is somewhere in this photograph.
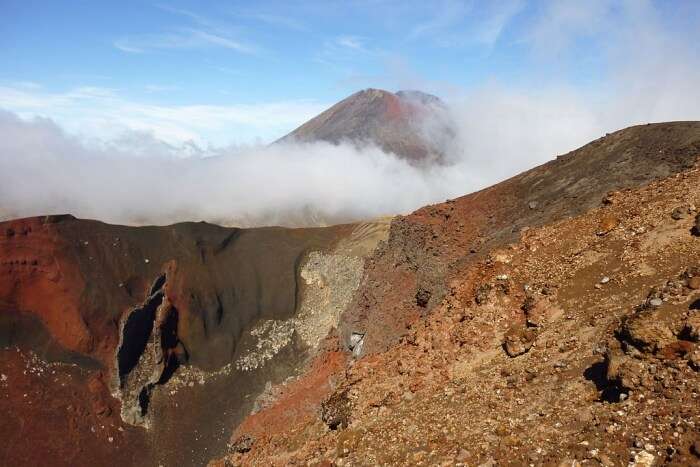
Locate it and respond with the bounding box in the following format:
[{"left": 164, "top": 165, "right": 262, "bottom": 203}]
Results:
[{"left": 277, "top": 88, "right": 455, "bottom": 163}]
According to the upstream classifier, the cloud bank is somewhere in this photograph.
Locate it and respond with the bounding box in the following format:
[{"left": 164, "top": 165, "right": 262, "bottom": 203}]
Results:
[
  {"left": 1, "top": 0, "right": 698, "bottom": 227},
  {"left": 0, "top": 77, "right": 697, "bottom": 228},
  {"left": 0, "top": 85, "right": 326, "bottom": 146}
]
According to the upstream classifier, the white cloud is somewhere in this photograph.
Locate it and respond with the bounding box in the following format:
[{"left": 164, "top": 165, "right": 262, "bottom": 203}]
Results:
[
  {"left": 0, "top": 84, "right": 327, "bottom": 146},
  {"left": 115, "top": 4, "right": 258, "bottom": 55},
  {"left": 336, "top": 35, "right": 367, "bottom": 51},
  {"left": 410, "top": 0, "right": 524, "bottom": 47},
  {"left": 1, "top": 0, "right": 698, "bottom": 228},
  {"left": 114, "top": 28, "right": 257, "bottom": 55},
  {"left": 241, "top": 12, "right": 307, "bottom": 32},
  {"left": 0, "top": 110, "right": 456, "bottom": 226}
]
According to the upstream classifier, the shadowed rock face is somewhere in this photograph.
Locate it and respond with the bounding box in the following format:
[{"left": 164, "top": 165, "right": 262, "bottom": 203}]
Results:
[{"left": 277, "top": 88, "right": 455, "bottom": 163}]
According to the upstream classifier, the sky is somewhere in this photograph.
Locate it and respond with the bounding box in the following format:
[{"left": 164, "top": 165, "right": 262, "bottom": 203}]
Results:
[
  {"left": 1, "top": 0, "right": 699, "bottom": 225},
  {"left": 1, "top": 0, "right": 696, "bottom": 146}
]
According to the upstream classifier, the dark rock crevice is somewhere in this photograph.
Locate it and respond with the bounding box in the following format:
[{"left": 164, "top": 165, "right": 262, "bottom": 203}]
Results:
[
  {"left": 114, "top": 273, "right": 182, "bottom": 427},
  {"left": 117, "top": 290, "right": 162, "bottom": 382}
]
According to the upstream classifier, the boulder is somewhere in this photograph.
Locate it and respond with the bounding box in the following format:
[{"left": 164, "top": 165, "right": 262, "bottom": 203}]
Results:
[
  {"left": 621, "top": 308, "right": 680, "bottom": 353},
  {"left": 321, "top": 389, "right": 351, "bottom": 430},
  {"left": 605, "top": 346, "right": 646, "bottom": 390},
  {"left": 229, "top": 435, "right": 254, "bottom": 454},
  {"left": 598, "top": 215, "right": 620, "bottom": 234},
  {"left": 503, "top": 325, "right": 537, "bottom": 357}
]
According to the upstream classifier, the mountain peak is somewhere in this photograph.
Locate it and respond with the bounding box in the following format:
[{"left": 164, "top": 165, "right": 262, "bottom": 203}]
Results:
[{"left": 277, "top": 88, "right": 454, "bottom": 162}]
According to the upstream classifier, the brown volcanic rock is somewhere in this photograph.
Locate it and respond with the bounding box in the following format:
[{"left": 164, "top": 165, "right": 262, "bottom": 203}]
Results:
[
  {"left": 217, "top": 126, "right": 700, "bottom": 466},
  {"left": 277, "top": 88, "right": 454, "bottom": 162},
  {"left": 340, "top": 121, "right": 700, "bottom": 355},
  {"left": 1, "top": 216, "right": 348, "bottom": 369},
  {"left": 0, "top": 215, "right": 366, "bottom": 466},
  {"left": 1, "top": 216, "right": 93, "bottom": 355}
]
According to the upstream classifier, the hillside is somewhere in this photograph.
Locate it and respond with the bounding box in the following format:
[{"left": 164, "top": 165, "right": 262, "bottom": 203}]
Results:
[
  {"left": 0, "top": 216, "right": 389, "bottom": 466},
  {"left": 2, "top": 122, "right": 700, "bottom": 467},
  {"left": 212, "top": 122, "right": 700, "bottom": 466}
]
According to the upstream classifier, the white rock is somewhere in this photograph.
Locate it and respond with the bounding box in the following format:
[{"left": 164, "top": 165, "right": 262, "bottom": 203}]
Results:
[{"left": 629, "top": 450, "right": 654, "bottom": 467}]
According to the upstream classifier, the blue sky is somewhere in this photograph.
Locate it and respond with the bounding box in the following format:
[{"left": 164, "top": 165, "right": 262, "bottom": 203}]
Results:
[{"left": 1, "top": 0, "right": 699, "bottom": 146}]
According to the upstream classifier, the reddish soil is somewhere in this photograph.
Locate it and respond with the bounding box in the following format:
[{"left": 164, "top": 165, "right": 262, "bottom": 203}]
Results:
[
  {"left": 216, "top": 147, "right": 700, "bottom": 467},
  {"left": 0, "top": 348, "right": 147, "bottom": 467},
  {"left": 213, "top": 122, "right": 700, "bottom": 466},
  {"left": 1, "top": 216, "right": 95, "bottom": 356},
  {"left": 211, "top": 341, "right": 348, "bottom": 466},
  {"left": 0, "top": 216, "right": 353, "bottom": 466}
]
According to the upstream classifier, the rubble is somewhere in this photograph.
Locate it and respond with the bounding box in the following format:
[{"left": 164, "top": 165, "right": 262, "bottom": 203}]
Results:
[{"left": 213, "top": 132, "right": 700, "bottom": 466}]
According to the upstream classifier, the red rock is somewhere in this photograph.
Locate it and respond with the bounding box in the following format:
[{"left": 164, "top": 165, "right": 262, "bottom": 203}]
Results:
[{"left": 688, "top": 276, "right": 700, "bottom": 290}]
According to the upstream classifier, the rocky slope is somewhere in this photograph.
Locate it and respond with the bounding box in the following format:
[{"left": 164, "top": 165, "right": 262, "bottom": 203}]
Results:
[
  {"left": 3, "top": 121, "right": 700, "bottom": 467},
  {"left": 0, "top": 216, "right": 389, "bottom": 466},
  {"left": 276, "top": 88, "right": 455, "bottom": 163},
  {"left": 211, "top": 122, "right": 700, "bottom": 466}
]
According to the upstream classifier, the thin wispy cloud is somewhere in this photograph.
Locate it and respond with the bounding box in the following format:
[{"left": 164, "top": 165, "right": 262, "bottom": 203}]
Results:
[
  {"left": 410, "top": 0, "right": 472, "bottom": 40},
  {"left": 0, "top": 84, "right": 326, "bottom": 145},
  {"left": 213, "top": 65, "right": 243, "bottom": 76},
  {"left": 313, "top": 34, "right": 384, "bottom": 76},
  {"left": 241, "top": 12, "right": 307, "bottom": 32},
  {"left": 526, "top": 0, "right": 614, "bottom": 56},
  {"left": 410, "top": 0, "right": 524, "bottom": 47},
  {"left": 315, "top": 34, "right": 384, "bottom": 70},
  {"left": 10, "top": 81, "right": 43, "bottom": 90},
  {"left": 115, "top": 4, "right": 258, "bottom": 55},
  {"left": 114, "top": 28, "right": 257, "bottom": 54},
  {"left": 155, "top": 3, "right": 210, "bottom": 24},
  {"left": 144, "top": 84, "right": 180, "bottom": 93},
  {"left": 475, "top": 0, "right": 526, "bottom": 46},
  {"left": 336, "top": 35, "right": 367, "bottom": 52}
]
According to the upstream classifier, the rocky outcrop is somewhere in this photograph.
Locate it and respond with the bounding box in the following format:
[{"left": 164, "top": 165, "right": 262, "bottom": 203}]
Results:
[
  {"left": 340, "top": 122, "right": 700, "bottom": 356},
  {"left": 114, "top": 271, "right": 181, "bottom": 427},
  {"left": 604, "top": 269, "right": 700, "bottom": 394}
]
